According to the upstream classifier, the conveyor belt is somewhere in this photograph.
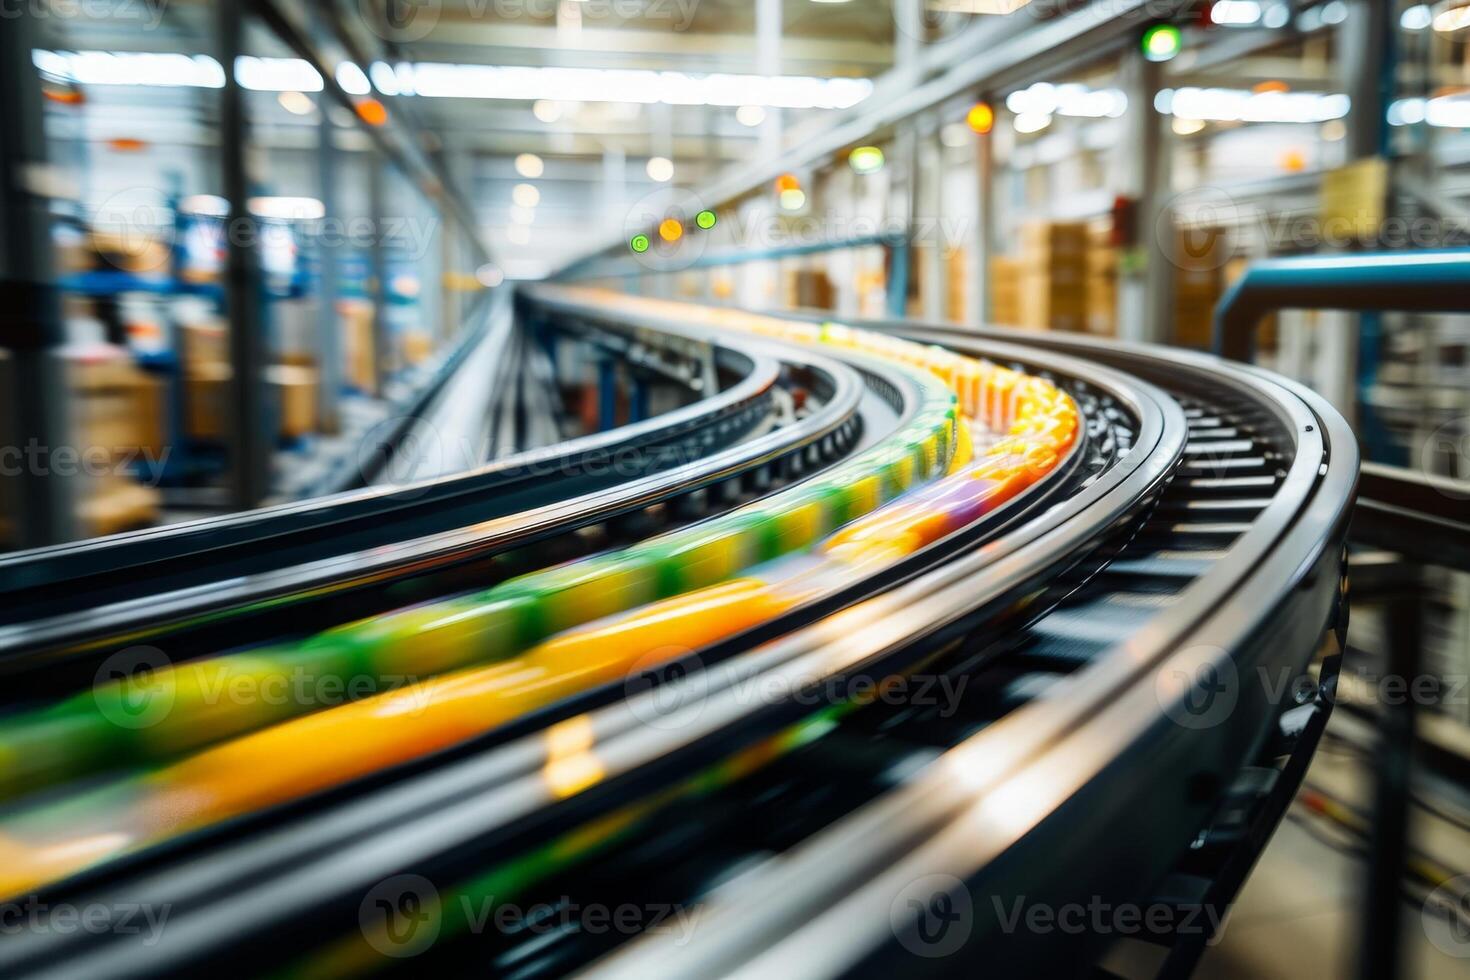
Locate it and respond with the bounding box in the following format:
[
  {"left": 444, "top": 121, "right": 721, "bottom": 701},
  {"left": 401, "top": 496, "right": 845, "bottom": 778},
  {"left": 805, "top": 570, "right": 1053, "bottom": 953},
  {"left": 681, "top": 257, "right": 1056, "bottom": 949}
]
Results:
[
  {"left": 0, "top": 297, "right": 1355, "bottom": 980},
  {"left": 0, "top": 324, "right": 882, "bottom": 698}
]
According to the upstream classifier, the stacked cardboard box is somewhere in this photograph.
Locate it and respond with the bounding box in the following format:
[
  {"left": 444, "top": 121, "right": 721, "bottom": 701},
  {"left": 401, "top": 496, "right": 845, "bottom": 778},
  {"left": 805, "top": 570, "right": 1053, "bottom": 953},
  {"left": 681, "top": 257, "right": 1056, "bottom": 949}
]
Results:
[
  {"left": 788, "top": 268, "right": 835, "bottom": 311},
  {"left": 1172, "top": 226, "right": 1228, "bottom": 348},
  {"left": 989, "top": 256, "right": 1023, "bottom": 326},
  {"left": 945, "top": 247, "right": 966, "bottom": 323},
  {"left": 401, "top": 330, "right": 433, "bottom": 366},
  {"left": 340, "top": 299, "right": 377, "bottom": 393},
  {"left": 185, "top": 364, "right": 319, "bottom": 442},
  {"left": 67, "top": 351, "right": 162, "bottom": 536},
  {"left": 1085, "top": 223, "right": 1118, "bottom": 337},
  {"left": 88, "top": 230, "right": 172, "bottom": 276},
  {"left": 1017, "top": 221, "right": 1087, "bottom": 332}
]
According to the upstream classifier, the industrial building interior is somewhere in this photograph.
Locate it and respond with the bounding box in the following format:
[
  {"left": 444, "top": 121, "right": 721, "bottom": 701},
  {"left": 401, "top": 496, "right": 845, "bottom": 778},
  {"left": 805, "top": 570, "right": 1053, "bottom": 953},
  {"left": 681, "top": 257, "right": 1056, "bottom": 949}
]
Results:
[{"left": 0, "top": 1, "right": 1467, "bottom": 977}]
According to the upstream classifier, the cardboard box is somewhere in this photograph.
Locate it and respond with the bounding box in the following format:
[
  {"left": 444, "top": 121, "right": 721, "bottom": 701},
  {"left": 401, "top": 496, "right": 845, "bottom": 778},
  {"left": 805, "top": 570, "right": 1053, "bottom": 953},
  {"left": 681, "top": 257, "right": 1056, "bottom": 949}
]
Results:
[
  {"left": 180, "top": 319, "right": 229, "bottom": 370},
  {"left": 340, "top": 300, "right": 377, "bottom": 393},
  {"left": 270, "top": 365, "right": 318, "bottom": 440},
  {"left": 401, "top": 330, "right": 433, "bottom": 366},
  {"left": 1019, "top": 273, "right": 1087, "bottom": 333},
  {"left": 1020, "top": 221, "right": 1088, "bottom": 261},
  {"left": 69, "top": 355, "right": 162, "bottom": 457},
  {"left": 88, "top": 230, "right": 172, "bottom": 275},
  {"left": 78, "top": 477, "right": 159, "bottom": 538},
  {"left": 185, "top": 364, "right": 319, "bottom": 441},
  {"left": 185, "top": 363, "right": 231, "bottom": 442},
  {"left": 1086, "top": 275, "right": 1117, "bottom": 337},
  {"left": 989, "top": 256, "right": 1024, "bottom": 325}
]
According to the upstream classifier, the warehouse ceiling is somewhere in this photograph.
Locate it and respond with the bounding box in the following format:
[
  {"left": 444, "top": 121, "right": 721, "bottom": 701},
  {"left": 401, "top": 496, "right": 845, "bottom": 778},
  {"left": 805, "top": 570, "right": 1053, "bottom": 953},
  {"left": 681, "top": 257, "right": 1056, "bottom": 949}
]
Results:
[{"left": 43, "top": 0, "right": 958, "bottom": 278}]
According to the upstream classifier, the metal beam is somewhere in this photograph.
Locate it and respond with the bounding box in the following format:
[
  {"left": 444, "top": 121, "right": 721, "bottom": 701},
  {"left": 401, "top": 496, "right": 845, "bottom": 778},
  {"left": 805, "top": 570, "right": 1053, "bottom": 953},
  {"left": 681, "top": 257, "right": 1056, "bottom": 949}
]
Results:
[
  {"left": 558, "top": 0, "right": 1192, "bottom": 277},
  {"left": 0, "top": 7, "right": 75, "bottom": 547}
]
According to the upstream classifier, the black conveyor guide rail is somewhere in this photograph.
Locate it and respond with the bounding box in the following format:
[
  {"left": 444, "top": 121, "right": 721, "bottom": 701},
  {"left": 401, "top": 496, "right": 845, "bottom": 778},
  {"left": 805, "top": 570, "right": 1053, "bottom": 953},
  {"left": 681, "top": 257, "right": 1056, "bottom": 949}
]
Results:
[
  {"left": 0, "top": 299, "right": 777, "bottom": 623},
  {"left": 0, "top": 318, "right": 864, "bottom": 695},
  {"left": 0, "top": 334, "right": 1163, "bottom": 979},
  {"left": 569, "top": 323, "right": 1354, "bottom": 979}
]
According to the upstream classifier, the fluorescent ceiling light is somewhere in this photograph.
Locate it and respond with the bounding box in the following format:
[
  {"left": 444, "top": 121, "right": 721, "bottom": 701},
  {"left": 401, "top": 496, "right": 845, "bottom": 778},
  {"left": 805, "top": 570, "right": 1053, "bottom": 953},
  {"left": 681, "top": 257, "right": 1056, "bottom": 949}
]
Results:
[
  {"left": 34, "top": 51, "right": 873, "bottom": 112},
  {"left": 247, "top": 196, "right": 326, "bottom": 220}
]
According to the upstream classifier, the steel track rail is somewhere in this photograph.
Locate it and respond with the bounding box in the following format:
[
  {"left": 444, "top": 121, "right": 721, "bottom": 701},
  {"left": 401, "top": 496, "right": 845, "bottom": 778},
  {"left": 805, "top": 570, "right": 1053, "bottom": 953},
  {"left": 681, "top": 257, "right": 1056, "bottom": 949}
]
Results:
[
  {"left": 0, "top": 336, "right": 1179, "bottom": 978},
  {"left": 0, "top": 313, "right": 772, "bottom": 624},
  {"left": 0, "top": 324, "right": 864, "bottom": 695},
  {"left": 584, "top": 325, "right": 1356, "bottom": 980}
]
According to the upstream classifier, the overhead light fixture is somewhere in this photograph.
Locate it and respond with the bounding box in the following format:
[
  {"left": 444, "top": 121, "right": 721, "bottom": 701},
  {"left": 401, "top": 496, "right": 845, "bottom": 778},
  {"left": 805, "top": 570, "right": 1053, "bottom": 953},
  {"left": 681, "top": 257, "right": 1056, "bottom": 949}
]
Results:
[
  {"left": 356, "top": 97, "right": 388, "bottom": 126},
  {"left": 1432, "top": 0, "right": 1470, "bottom": 32},
  {"left": 966, "top": 101, "right": 996, "bottom": 134},
  {"left": 1321, "top": 119, "right": 1347, "bottom": 141},
  {"left": 247, "top": 196, "right": 326, "bottom": 220},
  {"left": 736, "top": 105, "right": 767, "bottom": 126},
  {"left": 1004, "top": 83, "right": 1127, "bottom": 119},
  {"left": 1319, "top": 0, "right": 1347, "bottom": 24},
  {"left": 512, "top": 183, "right": 540, "bottom": 207},
  {"left": 1401, "top": 4, "right": 1433, "bottom": 29},
  {"left": 475, "top": 264, "right": 505, "bottom": 287},
  {"left": 510, "top": 205, "right": 535, "bottom": 225},
  {"left": 1172, "top": 116, "right": 1206, "bottom": 135},
  {"left": 38, "top": 52, "right": 876, "bottom": 112},
  {"left": 277, "top": 90, "right": 314, "bottom": 115},
  {"left": 515, "top": 153, "right": 544, "bottom": 178},
  {"left": 1013, "top": 111, "right": 1052, "bottom": 134},
  {"left": 1141, "top": 24, "right": 1183, "bottom": 62},
  {"left": 1210, "top": 0, "right": 1262, "bottom": 25},
  {"left": 848, "top": 145, "right": 885, "bottom": 174},
  {"left": 180, "top": 194, "right": 230, "bottom": 217},
  {"left": 646, "top": 156, "right": 674, "bottom": 182},
  {"left": 336, "top": 62, "right": 371, "bottom": 95},
  {"left": 778, "top": 188, "right": 806, "bottom": 210},
  {"left": 1262, "top": 3, "right": 1291, "bottom": 27},
  {"left": 1162, "top": 87, "right": 1350, "bottom": 123}
]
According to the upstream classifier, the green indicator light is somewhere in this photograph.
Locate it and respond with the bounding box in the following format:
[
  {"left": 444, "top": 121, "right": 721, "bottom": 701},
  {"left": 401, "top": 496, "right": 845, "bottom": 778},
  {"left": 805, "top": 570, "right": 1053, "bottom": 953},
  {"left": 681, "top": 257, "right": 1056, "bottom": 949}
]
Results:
[
  {"left": 630, "top": 233, "right": 650, "bottom": 253},
  {"left": 848, "top": 145, "right": 885, "bottom": 175},
  {"left": 1141, "top": 24, "right": 1182, "bottom": 63},
  {"left": 696, "top": 209, "right": 717, "bottom": 230}
]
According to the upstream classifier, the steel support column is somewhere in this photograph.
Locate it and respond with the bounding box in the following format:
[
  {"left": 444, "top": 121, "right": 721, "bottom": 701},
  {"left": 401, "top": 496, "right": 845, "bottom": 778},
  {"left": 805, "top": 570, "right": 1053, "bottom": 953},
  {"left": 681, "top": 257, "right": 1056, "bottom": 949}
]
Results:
[
  {"left": 314, "top": 101, "right": 343, "bottom": 434},
  {"left": 0, "top": 8, "right": 74, "bottom": 547},
  {"left": 218, "top": 0, "right": 270, "bottom": 511},
  {"left": 368, "top": 150, "right": 390, "bottom": 396}
]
